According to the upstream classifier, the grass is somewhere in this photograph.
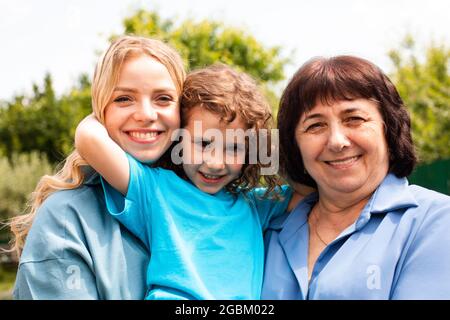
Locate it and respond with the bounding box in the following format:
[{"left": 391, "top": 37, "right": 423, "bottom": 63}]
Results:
[{"left": 0, "top": 264, "right": 17, "bottom": 300}]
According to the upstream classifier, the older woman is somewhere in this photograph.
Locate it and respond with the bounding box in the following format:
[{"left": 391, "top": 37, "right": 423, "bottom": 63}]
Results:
[{"left": 262, "top": 55, "right": 450, "bottom": 299}]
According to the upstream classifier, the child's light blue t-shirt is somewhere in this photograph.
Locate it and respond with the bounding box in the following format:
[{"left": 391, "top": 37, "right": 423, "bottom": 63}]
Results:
[{"left": 102, "top": 154, "right": 292, "bottom": 300}]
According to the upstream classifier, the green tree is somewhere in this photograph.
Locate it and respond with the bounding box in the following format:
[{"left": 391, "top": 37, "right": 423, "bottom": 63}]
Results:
[
  {"left": 0, "top": 152, "right": 53, "bottom": 242},
  {"left": 121, "top": 10, "right": 289, "bottom": 87},
  {"left": 389, "top": 36, "right": 450, "bottom": 163},
  {"left": 0, "top": 74, "right": 91, "bottom": 163}
]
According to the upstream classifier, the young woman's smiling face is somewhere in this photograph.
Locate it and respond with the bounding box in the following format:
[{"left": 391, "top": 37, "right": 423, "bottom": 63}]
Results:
[
  {"left": 181, "top": 106, "right": 247, "bottom": 194},
  {"left": 295, "top": 98, "right": 389, "bottom": 198},
  {"left": 104, "top": 54, "right": 180, "bottom": 163}
]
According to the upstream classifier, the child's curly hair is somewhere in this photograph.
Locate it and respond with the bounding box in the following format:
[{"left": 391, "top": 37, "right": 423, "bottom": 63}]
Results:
[{"left": 180, "top": 63, "right": 281, "bottom": 195}]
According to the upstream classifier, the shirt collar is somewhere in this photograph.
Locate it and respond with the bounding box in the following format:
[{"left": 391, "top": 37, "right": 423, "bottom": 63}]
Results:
[
  {"left": 368, "top": 173, "right": 418, "bottom": 214},
  {"left": 353, "top": 173, "right": 418, "bottom": 230},
  {"left": 276, "top": 173, "right": 418, "bottom": 238}
]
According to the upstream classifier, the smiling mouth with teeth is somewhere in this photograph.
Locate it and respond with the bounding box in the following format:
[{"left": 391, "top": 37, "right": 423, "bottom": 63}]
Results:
[
  {"left": 128, "top": 131, "right": 161, "bottom": 140},
  {"left": 199, "top": 172, "right": 225, "bottom": 181},
  {"left": 325, "top": 155, "right": 361, "bottom": 167}
]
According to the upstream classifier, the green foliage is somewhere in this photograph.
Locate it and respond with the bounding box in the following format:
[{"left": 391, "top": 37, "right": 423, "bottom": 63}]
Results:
[
  {"left": 0, "top": 74, "right": 91, "bottom": 163},
  {"left": 0, "top": 264, "right": 16, "bottom": 300},
  {"left": 0, "top": 152, "right": 52, "bottom": 227},
  {"left": 388, "top": 37, "right": 450, "bottom": 163},
  {"left": 120, "top": 10, "right": 289, "bottom": 86}
]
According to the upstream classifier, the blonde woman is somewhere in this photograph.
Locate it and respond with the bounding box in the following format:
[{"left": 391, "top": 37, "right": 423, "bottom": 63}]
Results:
[{"left": 9, "top": 35, "right": 186, "bottom": 299}]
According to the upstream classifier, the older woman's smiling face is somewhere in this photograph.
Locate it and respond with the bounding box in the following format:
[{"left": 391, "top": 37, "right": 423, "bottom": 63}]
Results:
[{"left": 295, "top": 98, "right": 389, "bottom": 198}]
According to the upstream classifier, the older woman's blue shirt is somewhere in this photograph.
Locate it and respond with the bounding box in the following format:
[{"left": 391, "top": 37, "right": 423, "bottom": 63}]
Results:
[{"left": 261, "top": 174, "right": 450, "bottom": 299}]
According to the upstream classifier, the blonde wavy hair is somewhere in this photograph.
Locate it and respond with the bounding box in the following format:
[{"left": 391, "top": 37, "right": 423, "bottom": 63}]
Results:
[
  {"left": 180, "top": 63, "right": 281, "bottom": 195},
  {"left": 8, "top": 35, "right": 186, "bottom": 256}
]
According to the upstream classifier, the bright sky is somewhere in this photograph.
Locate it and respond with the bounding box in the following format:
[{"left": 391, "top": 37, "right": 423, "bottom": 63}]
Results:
[{"left": 1, "top": 0, "right": 449, "bottom": 100}]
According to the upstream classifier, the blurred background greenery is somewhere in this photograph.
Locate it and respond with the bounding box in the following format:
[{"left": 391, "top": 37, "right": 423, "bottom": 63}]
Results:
[{"left": 0, "top": 9, "right": 449, "bottom": 299}]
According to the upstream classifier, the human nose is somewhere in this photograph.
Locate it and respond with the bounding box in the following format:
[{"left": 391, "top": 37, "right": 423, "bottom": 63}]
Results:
[
  {"left": 134, "top": 98, "right": 157, "bottom": 122},
  {"left": 204, "top": 151, "right": 226, "bottom": 171},
  {"left": 326, "top": 124, "right": 351, "bottom": 152}
]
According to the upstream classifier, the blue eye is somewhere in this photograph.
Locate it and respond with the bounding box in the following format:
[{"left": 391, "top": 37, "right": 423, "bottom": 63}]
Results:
[
  {"left": 113, "top": 96, "right": 132, "bottom": 103},
  {"left": 157, "top": 95, "right": 175, "bottom": 105}
]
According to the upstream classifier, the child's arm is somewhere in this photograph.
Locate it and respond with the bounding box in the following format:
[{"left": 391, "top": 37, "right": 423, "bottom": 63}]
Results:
[{"left": 75, "top": 114, "right": 129, "bottom": 195}]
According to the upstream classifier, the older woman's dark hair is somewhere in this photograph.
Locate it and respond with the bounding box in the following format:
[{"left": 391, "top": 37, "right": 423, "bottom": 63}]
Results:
[{"left": 278, "top": 55, "right": 417, "bottom": 187}]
